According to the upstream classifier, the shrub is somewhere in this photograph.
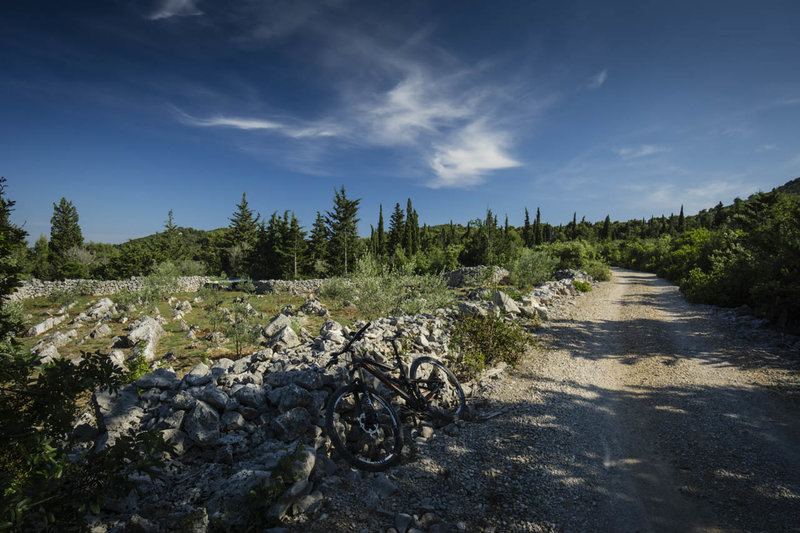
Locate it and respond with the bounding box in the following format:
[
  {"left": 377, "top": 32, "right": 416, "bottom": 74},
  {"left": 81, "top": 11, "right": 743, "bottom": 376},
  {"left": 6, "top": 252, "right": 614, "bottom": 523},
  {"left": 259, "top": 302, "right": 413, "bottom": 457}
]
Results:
[
  {"left": 508, "top": 248, "right": 557, "bottom": 289},
  {"left": 573, "top": 280, "right": 591, "bottom": 293},
  {"left": 584, "top": 260, "right": 611, "bottom": 281},
  {"left": 321, "top": 257, "right": 455, "bottom": 320},
  {"left": 0, "top": 347, "right": 171, "bottom": 530},
  {"left": 547, "top": 240, "right": 595, "bottom": 270},
  {"left": 449, "top": 314, "right": 529, "bottom": 379},
  {"left": 124, "top": 352, "right": 150, "bottom": 384}
]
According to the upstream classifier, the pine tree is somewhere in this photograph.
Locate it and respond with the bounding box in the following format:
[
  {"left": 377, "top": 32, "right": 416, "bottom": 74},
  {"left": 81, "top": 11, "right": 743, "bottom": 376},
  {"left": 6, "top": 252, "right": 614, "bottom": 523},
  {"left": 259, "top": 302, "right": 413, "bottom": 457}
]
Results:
[
  {"left": 1, "top": 177, "right": 28, "bottom": 333},
  {"left": 229, "top": 193, "right": 260, "bottom": 245},
  {"left": 49, "top": 198, "right": 83, "bottom": 277},
  {"left": 387, "top": 203, "right": 405, "bottom": 254},
  {"left": 325, "top": 186, "right": 360, "bottom": 275},
  {"left": 307, "top": 211, "right": 329, "bottom": 277}
]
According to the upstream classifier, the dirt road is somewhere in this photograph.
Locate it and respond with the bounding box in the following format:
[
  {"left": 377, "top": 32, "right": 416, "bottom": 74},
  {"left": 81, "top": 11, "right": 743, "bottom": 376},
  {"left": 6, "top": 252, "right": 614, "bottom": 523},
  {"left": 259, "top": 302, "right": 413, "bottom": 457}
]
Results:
[
  {"left": 307, "top": 269, "right": 800, "bottom": 532},
  {"left": 493, "top": 268, "right": 800, "bottom": 532}
]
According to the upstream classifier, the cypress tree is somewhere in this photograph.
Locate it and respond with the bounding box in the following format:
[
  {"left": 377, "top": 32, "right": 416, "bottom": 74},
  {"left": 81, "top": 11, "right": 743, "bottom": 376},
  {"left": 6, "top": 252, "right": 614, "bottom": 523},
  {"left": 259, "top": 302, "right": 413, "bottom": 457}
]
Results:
[
  {"left": 377, "top": 204, "right": 385, "bottom": 256},
  {"left": 534, "top": 207, "right": 543, "bottom": 245},
  {"left": 522, "top": 208, "right": 532, "bottom": 247},
  {"left": 602, "top": 215, "right": 611, "bottom": 240},
  {"left": 678, "top": 205, "right": 685, "bottom": 233}
]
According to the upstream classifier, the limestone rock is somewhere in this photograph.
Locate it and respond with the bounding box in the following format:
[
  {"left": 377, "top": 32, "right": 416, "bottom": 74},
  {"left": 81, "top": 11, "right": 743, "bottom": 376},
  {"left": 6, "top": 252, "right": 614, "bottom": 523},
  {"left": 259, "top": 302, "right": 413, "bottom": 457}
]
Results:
[{"left": 183, "top": 400, "right": 221, "bottom": 446}]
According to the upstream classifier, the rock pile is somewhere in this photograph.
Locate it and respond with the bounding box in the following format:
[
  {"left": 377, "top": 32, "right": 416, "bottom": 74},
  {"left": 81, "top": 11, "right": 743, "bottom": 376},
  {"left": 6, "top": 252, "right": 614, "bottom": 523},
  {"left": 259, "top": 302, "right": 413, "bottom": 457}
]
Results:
[
  {"left": 443, "top": 266, "right": 510, "bottom": 288},
  {"left": 16, "top": 269, "right": 597, "bottom": 530}
]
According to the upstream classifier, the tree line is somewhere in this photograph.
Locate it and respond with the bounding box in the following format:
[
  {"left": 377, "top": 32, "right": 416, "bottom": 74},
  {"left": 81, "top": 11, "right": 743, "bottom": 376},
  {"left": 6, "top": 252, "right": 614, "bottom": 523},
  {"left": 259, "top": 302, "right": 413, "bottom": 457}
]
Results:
[{"left": 6, "top": 175, "right": 800, "bottom": 329}]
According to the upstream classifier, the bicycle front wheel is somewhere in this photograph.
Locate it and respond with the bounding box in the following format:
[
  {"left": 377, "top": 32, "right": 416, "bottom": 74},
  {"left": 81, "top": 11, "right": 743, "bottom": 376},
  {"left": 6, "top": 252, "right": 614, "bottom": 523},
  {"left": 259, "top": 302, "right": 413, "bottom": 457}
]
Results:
[
  {"left": 325, "top": 384, "right": 404, "bottom": 471},
  {"left": 410, "top": 356, "right": 466, "bottom": 422}
]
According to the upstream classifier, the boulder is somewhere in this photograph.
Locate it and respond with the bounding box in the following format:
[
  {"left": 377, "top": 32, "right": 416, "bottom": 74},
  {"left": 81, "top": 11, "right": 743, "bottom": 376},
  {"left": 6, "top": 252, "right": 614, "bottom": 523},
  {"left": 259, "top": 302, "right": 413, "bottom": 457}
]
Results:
[
  {"left": 135, "top": 368, "right": 179, "bottom": 390},
  {"left": 183, "top": 400, "right": 221, "bottom": 446},
  {"left": 90, "top": 323, "right": 113, "bottom": 339},
  {"left": 270, "top": 407, "right": 312, "bottom": 441},
  {"left": 492, "top": 290, "right": 521, "bottom": 315},
  {"left": 268, "top": 325, "right": 300, "bottom": 352},
  {"left": 269, "top": 383, "right": 313, "bottom": 412},
  {"left": 458, "top": 302, "right": 487, "bottom": 317},
  {"left": 233, "top": 383, "right": 267, "bottom": 408},
  {"left": 199, "top": 384, "right": 229, "bottom": 411},
  {"left": 263, "top": 313, "right": 292, "bottom": 338},
  {"left": 126, "top": 316, "right": 166, "bottom": 361},
  {"left": 25, "top": 314, "right": 68, "bottom": 337},
  {"left": 93, "top": 385, "right": 144, "bottom": 444},
  {"left": 183, "top": 362, "right": 212, "bottom": 387},
  {"left": 36, "top": 343, "right": 60, "bottom": 364}
]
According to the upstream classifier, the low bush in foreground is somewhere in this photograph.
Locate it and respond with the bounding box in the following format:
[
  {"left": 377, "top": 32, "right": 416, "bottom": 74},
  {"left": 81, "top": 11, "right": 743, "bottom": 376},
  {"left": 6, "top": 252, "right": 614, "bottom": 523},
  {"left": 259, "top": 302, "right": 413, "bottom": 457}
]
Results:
[{"left": 449, "top": 314, "right": 530, "bottom": 379}]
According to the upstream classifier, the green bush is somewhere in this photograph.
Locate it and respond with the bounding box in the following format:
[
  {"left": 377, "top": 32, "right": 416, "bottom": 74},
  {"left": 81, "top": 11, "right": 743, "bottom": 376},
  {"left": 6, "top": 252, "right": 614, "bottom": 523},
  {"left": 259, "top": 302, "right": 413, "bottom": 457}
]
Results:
[
  {"left": 584, "top": 260, "right": 611, "bottom": 281},
  {"left": 321, "top": 256, "right": 455, "bottom": 320},
  {"left": 449, "top": 314, "right": 530, "bottom": 379},
  {"left": 547, "top": 240, "right": 595, "bottom": 270},
  {"left": 507, "top": 248, "right": 556, "bottom": 289},
  {"left": 573, "top": 280, "right": 591, "bottom": 292},
  {"left": 0, "top": 347, "right": 171, "bottom": 530}
]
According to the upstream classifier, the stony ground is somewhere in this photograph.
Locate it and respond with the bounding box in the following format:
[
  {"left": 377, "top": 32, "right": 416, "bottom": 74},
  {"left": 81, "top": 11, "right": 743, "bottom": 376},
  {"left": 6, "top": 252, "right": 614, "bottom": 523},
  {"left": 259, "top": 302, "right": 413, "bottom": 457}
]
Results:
[{"left": 297, "top": 268, "right": 800, "bottom": 532}]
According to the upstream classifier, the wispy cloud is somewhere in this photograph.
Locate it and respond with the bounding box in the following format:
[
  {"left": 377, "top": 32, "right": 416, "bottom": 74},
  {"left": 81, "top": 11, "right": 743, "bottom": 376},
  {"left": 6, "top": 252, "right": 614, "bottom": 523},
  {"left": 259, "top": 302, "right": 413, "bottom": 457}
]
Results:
[
  {"left": 174, "top": 108, "right": 342, "bottom": 139},
  {"left": 149, "top": 0, "right": 203, "bottom": 21},
  {"left": 429, "top": 122, "right": 520, "bottom": 188},
  {"left": 588, "top": 70, "right": 608, "bottom": 89},
  {"left": 167, "top": 7, "right": 537, "bottom": 188},
  {"left": 363, "top": 72, "right": 471, "bottom": 145},
  {"left": 756, "top": 144, "right": 776, "bottom": 152},
  {"left": 614, "top": 145, "right": 668, "bottom": 159}
]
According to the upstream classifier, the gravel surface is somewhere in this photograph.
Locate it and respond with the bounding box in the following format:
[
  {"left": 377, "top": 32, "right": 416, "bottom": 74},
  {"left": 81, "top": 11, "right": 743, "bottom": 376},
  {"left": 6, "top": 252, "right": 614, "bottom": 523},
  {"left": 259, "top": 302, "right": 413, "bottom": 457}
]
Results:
[{"left": 293, "top": 269, "right": 800, "bottom": 532}]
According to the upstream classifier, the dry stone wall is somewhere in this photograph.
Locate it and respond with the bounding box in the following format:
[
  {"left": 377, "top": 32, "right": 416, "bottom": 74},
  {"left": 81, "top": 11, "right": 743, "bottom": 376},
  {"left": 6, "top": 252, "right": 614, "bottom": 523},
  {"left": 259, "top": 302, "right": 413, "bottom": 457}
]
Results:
[{"left": 9, "top": 276, "right": 327, "bottom": 301}]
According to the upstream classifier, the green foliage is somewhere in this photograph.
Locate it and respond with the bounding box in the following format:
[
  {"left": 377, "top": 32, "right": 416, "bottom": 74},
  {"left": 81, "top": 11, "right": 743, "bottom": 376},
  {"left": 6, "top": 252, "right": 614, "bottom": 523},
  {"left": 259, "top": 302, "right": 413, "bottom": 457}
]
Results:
[
  {"left": 507, "top": 248, "right": 557, "bottom": 289},
  {"left": 325, "top": 186, "right": 361, "bottom": 275},
  {"left": 0, "top": 178, "right": 28, "bottom": 337},
  {"left": 607, "top": 191, "right": 800, "bottom": 330},
  {"left": 225, "top": 299, "right": 258, "bottom": 358},
  {"left": 573, "top": 280, "right": 591, "bottom": 292},
  {"left": 546, "top": 240, "right": 596, "bottom": 270},
  {"left": 449, "top": 314, "right": 529, "bottom": 379},
  {"left": 0, "top": 347, "right": 171, "bottom": 530},
  {"left": 584, "top": 260, "right": 611, "bottom": 281},
  {"left": 49, "top": 198, "right": 83, "bottom": 277},
  {"left": 123, "top": 352, "right": 150, "bottom": 384},
  {"left": 319, "top": 255, "right": 455, "bottom": 319}
]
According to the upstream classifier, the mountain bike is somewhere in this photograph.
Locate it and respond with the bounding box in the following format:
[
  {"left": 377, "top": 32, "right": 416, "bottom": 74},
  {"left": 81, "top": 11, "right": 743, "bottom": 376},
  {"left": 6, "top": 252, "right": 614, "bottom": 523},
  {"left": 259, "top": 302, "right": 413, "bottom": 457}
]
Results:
[{"left": 324, "top": 321, "right": 466, "bottom": 471}]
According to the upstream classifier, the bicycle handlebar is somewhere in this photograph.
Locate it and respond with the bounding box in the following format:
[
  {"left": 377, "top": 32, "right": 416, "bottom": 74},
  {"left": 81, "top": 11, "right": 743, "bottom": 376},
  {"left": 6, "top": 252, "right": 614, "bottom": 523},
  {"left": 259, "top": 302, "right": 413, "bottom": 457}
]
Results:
[{"left": 325, "top": 321, "right": 372, "bottom": 368}]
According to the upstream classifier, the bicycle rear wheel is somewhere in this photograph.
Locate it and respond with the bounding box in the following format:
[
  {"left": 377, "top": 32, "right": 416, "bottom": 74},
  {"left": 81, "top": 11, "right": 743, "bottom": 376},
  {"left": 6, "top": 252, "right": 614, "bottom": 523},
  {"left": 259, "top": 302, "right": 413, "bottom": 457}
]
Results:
[
  {"left": 410, "top": 356, "right": 466, "bottom": 422},
  {"left": 325, "top": 384, "right": 403, "bottom": 471}
]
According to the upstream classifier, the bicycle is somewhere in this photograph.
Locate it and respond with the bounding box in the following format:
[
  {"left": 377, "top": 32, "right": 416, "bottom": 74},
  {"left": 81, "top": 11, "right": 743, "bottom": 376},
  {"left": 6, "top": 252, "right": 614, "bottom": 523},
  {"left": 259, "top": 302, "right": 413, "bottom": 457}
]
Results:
[{"left": 324, "top": 321, "right": 466, "bottom": 471}]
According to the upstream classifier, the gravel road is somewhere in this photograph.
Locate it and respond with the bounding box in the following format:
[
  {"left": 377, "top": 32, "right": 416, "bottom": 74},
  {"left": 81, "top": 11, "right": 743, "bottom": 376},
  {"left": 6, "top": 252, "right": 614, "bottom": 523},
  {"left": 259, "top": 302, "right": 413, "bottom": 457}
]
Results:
[{"left": 299, "top": 269, "right": 800, "bottom": 532}]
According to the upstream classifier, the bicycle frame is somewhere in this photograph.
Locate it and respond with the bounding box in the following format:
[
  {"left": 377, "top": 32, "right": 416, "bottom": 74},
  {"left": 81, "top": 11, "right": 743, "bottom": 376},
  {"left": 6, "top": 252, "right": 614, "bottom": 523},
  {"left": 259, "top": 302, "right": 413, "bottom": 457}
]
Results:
[{"left": 352, "top": 354, "right": 421, "bottom": 407}]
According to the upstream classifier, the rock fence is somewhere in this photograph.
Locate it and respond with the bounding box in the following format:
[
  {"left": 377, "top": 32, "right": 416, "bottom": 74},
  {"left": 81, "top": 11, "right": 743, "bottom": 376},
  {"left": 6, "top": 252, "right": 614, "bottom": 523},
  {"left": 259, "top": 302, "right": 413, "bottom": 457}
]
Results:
[{"left": 9, "top": 276, "right": 327, "bottom": 301}]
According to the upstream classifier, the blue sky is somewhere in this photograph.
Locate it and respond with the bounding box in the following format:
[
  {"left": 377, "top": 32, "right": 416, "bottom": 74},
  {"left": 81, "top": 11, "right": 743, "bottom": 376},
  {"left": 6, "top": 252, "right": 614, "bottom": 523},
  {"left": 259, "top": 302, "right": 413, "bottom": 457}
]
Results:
[{"left": 2, "top": 0, "right": 799, "bottom": 243}]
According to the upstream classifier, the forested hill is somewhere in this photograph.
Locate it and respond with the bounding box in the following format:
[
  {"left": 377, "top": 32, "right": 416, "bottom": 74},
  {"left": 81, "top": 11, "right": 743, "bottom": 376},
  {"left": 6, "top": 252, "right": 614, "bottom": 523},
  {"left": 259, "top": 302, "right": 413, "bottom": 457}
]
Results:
[{"left": 775, "top": 176, "right": 800, "bottom": 196}]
